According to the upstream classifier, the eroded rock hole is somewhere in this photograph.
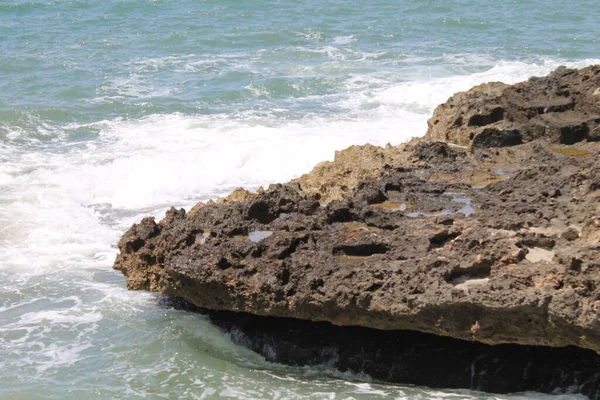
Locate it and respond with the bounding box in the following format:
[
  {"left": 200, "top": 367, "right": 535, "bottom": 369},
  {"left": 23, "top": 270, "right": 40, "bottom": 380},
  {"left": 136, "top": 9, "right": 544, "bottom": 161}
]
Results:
[
  {"left": 248, "top": 200, "right": 278, "bottom": 224},
  {"left": 334, "top": 243, "right": 390, "bottom": 257},
  {"left": 559, "top": 123, "right": 589, "bottom": 145},
  {"left": 446, "top": 259, "right": 492, "bottom": 283},
  {"left": 326, "top": 205, "right": 355, "bottom": 223},
  {"left": 429, "top": 229, "right": 461, "bottom": 249},
  {"left": 468, "top": 107, "right": 504, "bottom": 127},
  {"left": 384, "top": 182, "right": 402, "bottom": 192},
  {"left": 278, "top": 236, "right": 310, "bottom": 260},
  {"left": 126, "top": 238, "right": 145, "bottom": 253},
  {"left": 472, "top": 129, "right": 523, "bottom": 149},
  {"left": 217, "top": 258, "right": 232, "bottom": 270}
]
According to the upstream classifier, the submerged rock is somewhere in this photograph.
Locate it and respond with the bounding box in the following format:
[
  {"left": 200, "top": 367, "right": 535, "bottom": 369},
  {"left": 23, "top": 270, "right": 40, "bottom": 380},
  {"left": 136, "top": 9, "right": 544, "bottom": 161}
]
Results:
[{"left": 114, "top": 66, "right": 600, "bottom": 397}]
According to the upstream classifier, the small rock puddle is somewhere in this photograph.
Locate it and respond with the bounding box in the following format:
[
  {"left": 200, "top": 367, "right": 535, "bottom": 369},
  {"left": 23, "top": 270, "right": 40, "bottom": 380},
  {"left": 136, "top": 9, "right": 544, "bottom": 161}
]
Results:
[
  {"left": 406, "top": 192, "right": 476, "bottom": 218},
  {"left": 233, "top": 230, "right": 274, "bottom": 243},
  {"left": 550, "top": 146, "right": 593, "bottom": 158},
  {"left": 371, "top": 201, "right": 408, "bottom": 211},
  {"left": 195, "top": 229, "right": 212, "bottom": 244}
]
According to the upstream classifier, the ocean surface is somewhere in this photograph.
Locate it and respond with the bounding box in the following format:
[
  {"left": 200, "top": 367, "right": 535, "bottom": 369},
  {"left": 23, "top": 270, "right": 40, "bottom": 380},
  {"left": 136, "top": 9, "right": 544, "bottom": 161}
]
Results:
[{"left": 1, "top": 1, "right": 599, "bottom": 398}]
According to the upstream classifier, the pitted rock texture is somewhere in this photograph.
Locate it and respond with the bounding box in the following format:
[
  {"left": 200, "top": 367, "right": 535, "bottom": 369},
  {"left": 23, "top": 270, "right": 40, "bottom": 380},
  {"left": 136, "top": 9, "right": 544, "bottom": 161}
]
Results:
[
  {"left": 114, "top": 137, "right": 600, "bottom": 354},
  {"left": 292, "top": 143, "right": 412, "bottom": 203},
  {"left": 426, "top": 65, "right": 600, "bottom": 147}
]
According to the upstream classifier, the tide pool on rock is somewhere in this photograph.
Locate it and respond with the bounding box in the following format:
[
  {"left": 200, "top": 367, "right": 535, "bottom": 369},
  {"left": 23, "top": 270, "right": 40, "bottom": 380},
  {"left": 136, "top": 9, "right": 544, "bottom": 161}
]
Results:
[{"left": 2, "top": 0, "right": 600, "bottom": 398}]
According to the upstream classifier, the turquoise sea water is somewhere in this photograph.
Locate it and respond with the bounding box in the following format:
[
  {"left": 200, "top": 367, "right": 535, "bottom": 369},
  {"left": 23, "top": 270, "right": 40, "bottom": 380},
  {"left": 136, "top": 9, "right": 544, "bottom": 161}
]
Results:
[{"left": 1, "top": 1, "right": 599, "bottom": 398}]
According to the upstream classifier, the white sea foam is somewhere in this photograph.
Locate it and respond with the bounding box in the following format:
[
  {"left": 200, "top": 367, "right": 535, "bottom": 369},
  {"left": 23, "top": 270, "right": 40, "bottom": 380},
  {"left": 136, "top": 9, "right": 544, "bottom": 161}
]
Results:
[
  {"left": 18, "top": 308, "right": 102, "bottom": 326},
  {"left": 332, "top": 35, "right": 357, "bottom": 45},
  {"left": 296, "top": 29, "right": 324, "bottom": 41}
]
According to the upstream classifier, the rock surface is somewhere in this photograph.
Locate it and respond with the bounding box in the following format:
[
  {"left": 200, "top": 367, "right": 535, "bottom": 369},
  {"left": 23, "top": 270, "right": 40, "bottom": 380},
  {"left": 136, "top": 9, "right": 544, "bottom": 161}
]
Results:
[
  {"left": 427, "top": 65, "right": 600, "bottom": 147},
  {"left": 114, "top": 66, "right": 600, "bottom": 396}
]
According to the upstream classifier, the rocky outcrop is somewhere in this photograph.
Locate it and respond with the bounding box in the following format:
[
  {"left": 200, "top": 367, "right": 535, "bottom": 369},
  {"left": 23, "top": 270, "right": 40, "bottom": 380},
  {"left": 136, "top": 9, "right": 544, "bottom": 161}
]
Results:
[
  {"left": 114, "top": 66, "right": 600, "bottom": 397},
  {"left": 427, "top": 65, "right": 600, "bottom": 147},
  {"left": 292, "top": 143, "right": 412, "bottom": 203},
  {"left": 115, "top": 140, "right": 600, "bottom": 350}
]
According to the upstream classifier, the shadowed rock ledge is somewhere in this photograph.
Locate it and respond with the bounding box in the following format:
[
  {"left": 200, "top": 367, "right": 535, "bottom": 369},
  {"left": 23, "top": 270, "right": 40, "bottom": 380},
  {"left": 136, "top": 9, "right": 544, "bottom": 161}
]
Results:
[
  {"left": 158, "top": 298, "right": 600, "bottom": 399},
  {"left": 209, "top": 309, "right": 600, "bottom": 398},
  {"left": 114, "top": 66, "right": 600, "bottom": 397}
]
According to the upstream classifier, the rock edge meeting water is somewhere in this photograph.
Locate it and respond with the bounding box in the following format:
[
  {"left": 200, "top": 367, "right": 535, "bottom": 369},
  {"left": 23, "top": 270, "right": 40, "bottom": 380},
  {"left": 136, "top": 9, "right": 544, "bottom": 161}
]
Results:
[{"left": 1, "top": 0, "right": 600, "bottom": 398}]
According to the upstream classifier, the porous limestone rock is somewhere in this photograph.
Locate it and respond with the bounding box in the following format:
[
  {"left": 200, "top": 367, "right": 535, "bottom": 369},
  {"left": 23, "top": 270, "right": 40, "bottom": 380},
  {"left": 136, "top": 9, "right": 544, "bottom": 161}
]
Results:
[
  {"left": 114, "top": 66, "right": 600, "bottom": 397},
  {"left": 426, "top": 65, "right": 600, "bottom": 147}
]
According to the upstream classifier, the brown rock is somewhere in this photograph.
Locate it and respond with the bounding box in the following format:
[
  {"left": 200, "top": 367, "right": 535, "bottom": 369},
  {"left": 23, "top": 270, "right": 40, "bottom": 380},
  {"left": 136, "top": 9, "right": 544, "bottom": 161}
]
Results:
[
  {"left": 426, "top": 65, "right": 600, "bottom": 147},
  {"left": 292, "top": 143, "right": 411, "bottom": 203},
  {"left": 114, "top": 139, "right": 600, "bottom": 354},
  {"left": 114, "top": 66, "right": 600, "bottom": 363}
]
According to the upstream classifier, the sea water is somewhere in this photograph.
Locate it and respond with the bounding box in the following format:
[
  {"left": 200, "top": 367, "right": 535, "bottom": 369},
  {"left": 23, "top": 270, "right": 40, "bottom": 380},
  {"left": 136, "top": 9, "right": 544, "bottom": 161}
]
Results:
[{"left": 1, "top": 1, "right": 598, "bottom": 398}]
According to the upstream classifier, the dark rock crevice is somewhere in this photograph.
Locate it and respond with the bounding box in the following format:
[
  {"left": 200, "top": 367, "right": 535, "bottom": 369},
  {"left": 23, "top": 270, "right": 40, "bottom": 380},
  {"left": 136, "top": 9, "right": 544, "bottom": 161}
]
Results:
[{"left": 468, "top": 106, "right": 505, "bottom": 127}]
